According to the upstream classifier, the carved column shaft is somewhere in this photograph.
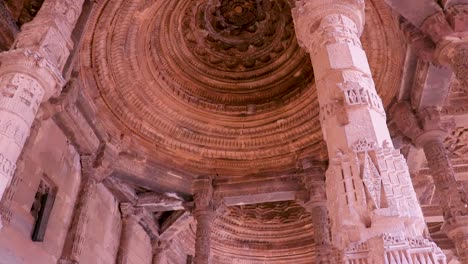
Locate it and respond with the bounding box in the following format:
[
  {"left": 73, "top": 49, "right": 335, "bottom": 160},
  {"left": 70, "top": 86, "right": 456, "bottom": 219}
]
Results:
[
  {"left": 193, "top": 176, "right": 214, "bottom": 264},
  {"left": 117, "top": 204, "right": 143, "bottom": 264},
  {"left": 422, "top": 138, "right": 468, "bottom": 219},
  {"left": 193, "top": 211, "right": 213, "bottom": 264},
  {"left": 58, "top": 177, "right": 97, "bottom": 264},
  {"left": 0, "top": 0, "right": 85, "bottom": 201},
  {"left": 297, "top": 175, "right": 335, "bottom": 264},
  {"left": 310, "top": 205, "right": 334, "bottom": 264},
  {"left": 293, "top": 0, "right": 443, "bottom": 262}
]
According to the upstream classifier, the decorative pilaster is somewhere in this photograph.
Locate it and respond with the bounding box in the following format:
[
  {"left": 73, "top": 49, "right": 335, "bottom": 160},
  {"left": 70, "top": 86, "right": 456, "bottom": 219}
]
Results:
[
  {"left": 58, "top": 171, "right": 98, "bottom": 263},
  {"left": 0, "top": 0, "right": 85, "bottom": 201},
  {"left": 58, "top": 152, "right": 114, "bottom": 264},
  {"left": 296, "top": 174, "right": 335, "bottom": 264},
  {"left": 392, "top": 102, "right": 468, "bottom": 262},
  {"left": 192, "top": 176, "right": 215, "bottom": 264},
  {"left": 117, "top": 203, "right": 144, "bottom": 264},
  {"left": 152, "top": 240, "right": 170, "bottom": 264},
  {"left": 292, "top": 1, "right": 445, "bottom": 262}
]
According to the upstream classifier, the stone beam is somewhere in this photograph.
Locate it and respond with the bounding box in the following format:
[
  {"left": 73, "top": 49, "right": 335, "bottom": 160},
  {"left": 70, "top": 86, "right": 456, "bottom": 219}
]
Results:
[
  {"left": 139, "top": 208, "right": 159, "bottom": 241},
  {"left": 114, "top": 155, "right": 192, "bottom": 200},
  {"left": 103, "top": 177, "right": 138, "bottom": 204},
  {"left": 52, "top": 90, "right": 101, "bottom": 155},
  {"left": 223, "top": 191, "right": 297, "bottom": 206},
  {"left": 137, "top": 192, "right": 188, "bottom": 212},
  {"left": 215, "top": 173, "right": 306, "bottom": 198}
]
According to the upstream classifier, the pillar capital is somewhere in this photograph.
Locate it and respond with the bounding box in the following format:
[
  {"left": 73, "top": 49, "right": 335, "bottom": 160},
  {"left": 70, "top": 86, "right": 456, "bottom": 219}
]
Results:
[
  {"left": 292, "top": 0, "right": 365, "bottom": 56},
  {"left": 442, "top": 215, "right": 468, "bottom": 263},
  {"left": 296, "top": 176, "right": 327, "bottom": 211},
  {"left": 391, "top": 102, "right": 456, "bottom": 147},
  {"left": 119, "top": 203, "right": 144, "bottom": 223},
  {"left": 193, "top": 175, "right": 214, "bottom": 214}
]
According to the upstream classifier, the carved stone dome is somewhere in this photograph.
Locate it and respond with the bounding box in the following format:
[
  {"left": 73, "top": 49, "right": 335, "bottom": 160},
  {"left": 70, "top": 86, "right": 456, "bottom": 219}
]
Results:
[
  {"left": 179, "top": 201, "right": 316, "bottom": 263},
  {"left": 80, "top": 0, "right": 405, "bottom": 176}
]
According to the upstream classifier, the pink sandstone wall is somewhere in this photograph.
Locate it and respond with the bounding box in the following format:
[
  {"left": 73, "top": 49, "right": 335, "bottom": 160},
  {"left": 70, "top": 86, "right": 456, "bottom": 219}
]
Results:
[
  {"left": 0, "top": 119, "right": 126, "bottom": 264},
  {"left": 0, "top": 119, "right": 81, "bottom": 264}
]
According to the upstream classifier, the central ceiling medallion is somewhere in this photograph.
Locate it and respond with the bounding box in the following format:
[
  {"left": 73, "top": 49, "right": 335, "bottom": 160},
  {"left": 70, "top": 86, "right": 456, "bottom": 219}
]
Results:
[
  {"left": 220, "top": 0, "right": 260, "bottom": 27},
  {"left": 184, "top": 0, "right": 297, "bottom": 71}
]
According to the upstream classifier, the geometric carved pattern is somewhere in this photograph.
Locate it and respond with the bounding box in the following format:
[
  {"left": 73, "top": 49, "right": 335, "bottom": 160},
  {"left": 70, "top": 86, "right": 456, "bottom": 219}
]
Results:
[{"left": 362, "top": 152, "right": 382, "bottom": 209}]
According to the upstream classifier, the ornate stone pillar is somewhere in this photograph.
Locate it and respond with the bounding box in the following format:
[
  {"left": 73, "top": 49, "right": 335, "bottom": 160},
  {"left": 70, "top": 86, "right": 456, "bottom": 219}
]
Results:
[
  {"left": 152, "top": 240, "right": 169, "bottom": 264},
  {"left": 392, "top": 103, "right": 468, "bottom": 263},
  {"left": 0, "top": 0, "right": 85, "bottom": 202},
  {"left": 296, "top": 176, "right": 335, "bottom": 264},
  {"left": 192, "top": 176, "right": 214, "bottom": 264},
  {"left": 58, "top": 177, "right": 97, "bottom": 264},
  {"left": 116, "top": 203, "right": 144, "bottom": 264},
  {"left": 59, "top": 154, "right": 114, "bottom": 264},
  {"left": 292, "top": 1, "right": 445, "bottom": 262}
]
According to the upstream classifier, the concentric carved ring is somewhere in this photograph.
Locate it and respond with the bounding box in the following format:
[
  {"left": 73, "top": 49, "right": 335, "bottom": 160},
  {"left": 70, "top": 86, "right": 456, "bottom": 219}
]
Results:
[{"left": 80, "top": 0, "right": 405, "bottom": 176}]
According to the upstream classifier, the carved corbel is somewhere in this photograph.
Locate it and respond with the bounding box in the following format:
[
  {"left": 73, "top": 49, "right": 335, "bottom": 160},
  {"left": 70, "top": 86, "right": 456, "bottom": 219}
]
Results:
[
  {"left": 81, "top": 142, "right": 118, "bottom": 182},
  {"left": 390, "top": 102, "right": 455, "bottom": 147}
]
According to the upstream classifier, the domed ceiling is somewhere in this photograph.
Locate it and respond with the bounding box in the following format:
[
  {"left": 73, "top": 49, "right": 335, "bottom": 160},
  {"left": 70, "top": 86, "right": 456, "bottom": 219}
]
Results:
[
  {"left": 175, "top": 201, "right": 315, "bottom": 263},
  {"left": 80, "top": 0, "right": 405, "bottom": 176}
]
